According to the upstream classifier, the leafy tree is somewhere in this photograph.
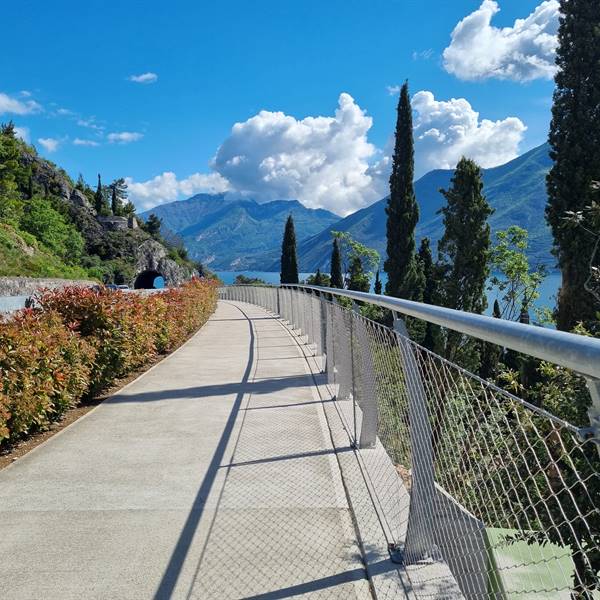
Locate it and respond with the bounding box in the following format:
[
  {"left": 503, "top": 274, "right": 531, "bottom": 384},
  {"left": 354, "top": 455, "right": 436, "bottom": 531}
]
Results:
[
  {"left": 333, "top": 231, "right": 379, "bottom": 285},
  {"left": 489, "top": 226, "right": 547, "bottom": 322},
  {"left": 384, "top": 81, "right": 420, "bottom": 300},
  {"left": 374, "top": 270, "right": 382, "bottom": 295},
  {"left": 546, "top": 0, "right": 600, "bottom": 330},
  {"left": 94, "top": 174, "right": 110, "bottom": 215},
  {"left": 347, "top": 256, "right": 370, "bottom": 292},
  {"left": 438, "top": 157, "right": 492, "bottom": 368},
  {"left": 0, "top": 122, "right": 25, "bottom": 225},
  {"left": 280, "top": 214, "right": 299, "bottom": 284},
  {"left": 307, "top": 268, "right": 331, "bottom": 287},
  {"left": 330, "top": 237, "right": 344, "bottom": 288},
  {"left": 122, "top": 201, "right": 137, "bottom": 217},
  {"left": 109, "top": 177, "right": 128, "bottom": 216},
  {"left": 234, "top": 274, "right": 267, "bottom": 285}
]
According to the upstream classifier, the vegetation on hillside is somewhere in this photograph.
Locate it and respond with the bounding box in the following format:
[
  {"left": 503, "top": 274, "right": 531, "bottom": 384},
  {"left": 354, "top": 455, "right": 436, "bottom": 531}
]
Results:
[{"left": 0, "top": 123, "right": 197, "bottom": 283}]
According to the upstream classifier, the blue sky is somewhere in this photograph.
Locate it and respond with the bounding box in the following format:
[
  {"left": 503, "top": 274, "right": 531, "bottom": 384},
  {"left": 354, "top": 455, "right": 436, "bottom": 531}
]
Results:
[{"left": 1, "top": 0, "right": 557, "bottom": 215}]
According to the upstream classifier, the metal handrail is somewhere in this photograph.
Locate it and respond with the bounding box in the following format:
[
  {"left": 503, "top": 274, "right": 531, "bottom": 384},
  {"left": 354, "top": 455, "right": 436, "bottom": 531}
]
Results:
[{"left": 278, "top": 284, "right": 600, "bottom": 381}]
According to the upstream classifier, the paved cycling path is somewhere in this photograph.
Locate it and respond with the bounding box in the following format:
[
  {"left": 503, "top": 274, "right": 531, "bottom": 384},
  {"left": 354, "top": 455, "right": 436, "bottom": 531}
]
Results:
[{"left": 0, "top": 301, "right": 374, "bottom": 599}]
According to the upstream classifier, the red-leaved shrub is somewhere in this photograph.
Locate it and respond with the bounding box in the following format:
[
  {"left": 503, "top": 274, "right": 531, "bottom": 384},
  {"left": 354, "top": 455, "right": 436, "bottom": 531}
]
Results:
[{"left": 0, "top": 279, "right": 217, "bottom": 445}]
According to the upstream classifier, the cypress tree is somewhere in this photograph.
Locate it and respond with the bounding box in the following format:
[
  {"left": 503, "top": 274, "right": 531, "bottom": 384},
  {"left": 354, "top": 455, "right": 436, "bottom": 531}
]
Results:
[
  {"left": 94, "top": 174, "right": 109, "bottom": 215},
  {"left": 330, "top": 238, "right": 344, "bottom": 288},
  {"left": 418, "top": 238, "right": 440, "bottom": 351},
  {"left": 384, "top": 81, "right": 420, "bottom": 300},
  {"left": 280, "top": 214, "right": 299, "bottom": 284},
  {"left": 374, "top": 270, "right": 382, "bottom": 295},
  {"left": 111, "top": 186, "right": 118, "bottom": 216},
  {"left": 438, "top": 157, "right": 492, "bottom": 367},
  {"left": 347, "top": 256, "right": 370, "bottom": 292},
  {"left": 546, "top": 0, "right": 600, "bottom": 330},
  {"left": 314, "top": 268, "right": 323, "bottom": 286}
]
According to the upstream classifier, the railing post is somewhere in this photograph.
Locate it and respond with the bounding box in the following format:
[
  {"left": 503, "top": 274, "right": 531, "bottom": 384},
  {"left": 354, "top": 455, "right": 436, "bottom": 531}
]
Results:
[
  {"left": 352, "top": 304, "right": 378, "bottom": 449},
  {"left": 393, "top": 313, "right": 437, "bottom": 563},
  {"left": 585, "top": 378, "right": 600, "bottom": 458},
  {"left": 276, "top": 287, "right": 281, "bottom": 317}
]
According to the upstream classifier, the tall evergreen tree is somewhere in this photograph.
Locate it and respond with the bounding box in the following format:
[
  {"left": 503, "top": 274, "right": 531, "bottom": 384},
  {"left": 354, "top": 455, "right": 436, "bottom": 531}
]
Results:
[
  {"left": 374, "top": 270, "right": 382, "bottom": 295},
  {"left": 280, "top": 214, "right": 299, "bottom": 284},
  {"left": 347, "top": 256, "right": 370, "bottom": 292},
  {"left": 330, "top": 238, "right": 343, "bottom": 288},
  {"left": 94, "top": 174, "right": 109, "bottom": 215},
  {"left": 438, "top": 157, "right": 492, "bottom": 367},
  {"left": 384, "top": 81, "right": 420, "bottom": 300},
  {"left": 546, "top": 0, "right": 600, "bottom": 330},
  {"left": 418, "top": 237, "right": 441, "bottom": 351},
  {"left": 109, "top": 178, "right": 128, "bottom": 216}
]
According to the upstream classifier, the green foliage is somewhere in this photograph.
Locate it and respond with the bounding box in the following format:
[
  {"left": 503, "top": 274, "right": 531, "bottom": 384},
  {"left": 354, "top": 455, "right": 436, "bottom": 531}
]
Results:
[
  {"left": 19, "top": 195, "right": 85, "bottom": 263},
  {"left": 0, "top": 122, "right": 25, "bottom": 225},
  {"left": 489, "top": 226, "right": 547, "bottom": 322},
  {"left": 109, "top": 177, "right": 128, "bottom": 216},
  {"left": 306, "top": 269, "right": 330, "bottom": 287},
  {"left": 384, "top": 81, "right": 421, "bottom": 300},
  {"left": 333, "top": 231, "right": 379, "bottom": 282},
  {"left": 143, "top": 213, "right": 162, "bottom": 238},
  {"left": 374, "top": 270, "right": 382, "bottom": 295},
  {"left": 347, "top": 256, "right": 370, "bottom": 292},
  {"left": 546, "top": 0, "right": 600, "bottom": 330},
  {"left": 234, "top": 274, "right": 267, "bottom": 285},
  {"left": 438, "top": 157, "right": 492, "bottom": 368},
  {"left": 280, "top": 214, "right": 299, "bottom": 284},
  {"left": 330, "top": 237, "right": 344, "bottom": 288},
  {"left": 94, "top": 174, "right": 110, "bottom": 216}
]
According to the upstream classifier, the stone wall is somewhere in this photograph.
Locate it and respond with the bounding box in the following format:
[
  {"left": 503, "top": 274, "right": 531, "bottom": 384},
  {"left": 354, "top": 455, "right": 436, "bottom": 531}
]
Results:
[{"left": 0, "top": 277, "right": 95, "bottom": 297}]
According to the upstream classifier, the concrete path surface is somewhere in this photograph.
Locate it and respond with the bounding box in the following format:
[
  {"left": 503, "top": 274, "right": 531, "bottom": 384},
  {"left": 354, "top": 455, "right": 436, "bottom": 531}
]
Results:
[{"left": 0, "top": 301, "right": 373, "bottom": 600}]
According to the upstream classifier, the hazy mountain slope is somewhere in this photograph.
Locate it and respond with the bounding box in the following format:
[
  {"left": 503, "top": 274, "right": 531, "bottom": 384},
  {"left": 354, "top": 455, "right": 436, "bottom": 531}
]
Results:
[
  {"left": 141, "top": 196, "right": 339, "bottom": 269},
  {"left": 292, "top": 143, "right": 553, "bottom": 272}
]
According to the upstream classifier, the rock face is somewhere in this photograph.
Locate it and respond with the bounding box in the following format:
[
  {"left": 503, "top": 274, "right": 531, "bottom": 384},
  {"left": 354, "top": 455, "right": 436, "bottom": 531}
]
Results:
[
  {"left": 134, "top": 240, "right": 194, "bottom": 287},
  {"left": 0, "top": 277, "right": 95, "bottom": 297}
]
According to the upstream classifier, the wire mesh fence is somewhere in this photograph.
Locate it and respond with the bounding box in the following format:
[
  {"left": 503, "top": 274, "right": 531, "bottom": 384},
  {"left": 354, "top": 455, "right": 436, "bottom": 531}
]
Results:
[{"left": 219, "top": 285, "right": 600, "bottom": 599}]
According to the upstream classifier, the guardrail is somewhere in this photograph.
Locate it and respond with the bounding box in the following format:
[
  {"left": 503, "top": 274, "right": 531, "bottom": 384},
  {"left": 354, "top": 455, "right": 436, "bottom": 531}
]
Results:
[{"left": 220, "top": 284, "right": 600, "bottom": 599}]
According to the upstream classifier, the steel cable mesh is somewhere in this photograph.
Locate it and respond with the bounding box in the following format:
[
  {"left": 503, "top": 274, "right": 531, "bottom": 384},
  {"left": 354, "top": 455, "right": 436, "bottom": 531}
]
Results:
[{"left": 219, "top": 287, "right": 600, "bottom": 599}]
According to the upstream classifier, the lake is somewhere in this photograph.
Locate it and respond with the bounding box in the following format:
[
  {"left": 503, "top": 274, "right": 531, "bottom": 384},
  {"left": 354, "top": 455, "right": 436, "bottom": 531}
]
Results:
[{"left": 214, "top": 270, "right": 562, "bottom": 315}]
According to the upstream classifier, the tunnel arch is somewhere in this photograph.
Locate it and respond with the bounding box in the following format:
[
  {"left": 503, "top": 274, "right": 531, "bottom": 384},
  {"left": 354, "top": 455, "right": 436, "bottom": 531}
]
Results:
[{"left": 134, "top": 270, "right": 164, "bottom": 290}]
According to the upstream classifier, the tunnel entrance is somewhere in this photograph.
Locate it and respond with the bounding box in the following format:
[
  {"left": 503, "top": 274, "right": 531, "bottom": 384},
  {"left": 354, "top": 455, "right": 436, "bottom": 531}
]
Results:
[{"left": 134, "top": 270, "right": 164, "bottom": 289}]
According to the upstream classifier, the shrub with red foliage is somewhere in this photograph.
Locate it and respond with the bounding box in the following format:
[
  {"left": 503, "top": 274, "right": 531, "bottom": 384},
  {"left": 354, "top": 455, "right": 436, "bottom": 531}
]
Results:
[{"left": 0, "top": 279, "right": 217, "bottom": 445}]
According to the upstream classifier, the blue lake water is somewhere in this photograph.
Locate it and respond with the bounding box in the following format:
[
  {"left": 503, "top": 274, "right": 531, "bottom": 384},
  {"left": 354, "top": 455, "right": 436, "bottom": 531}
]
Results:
[{"left": 215, "top": 270, "right": 561, "bottom": 315}]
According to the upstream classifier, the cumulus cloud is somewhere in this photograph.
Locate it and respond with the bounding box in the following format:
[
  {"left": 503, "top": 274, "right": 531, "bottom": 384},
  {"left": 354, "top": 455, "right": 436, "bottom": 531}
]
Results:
[
  {"left": 126, "top": 172, "right": 230, "bottom": 210},
  {"left": 211, "top": 93, "right": 380, "bottom": 215},
  {"left": 37, "top": 137, "right": 60, "bottom": 153},
  {"left": 412, "top": 91, "right": 526, "bottom": 176},
  {"left": 73, "top": 138, "right": 99, "bottom": 147},
  {"left": 107, "top": 131, "right": 143, "bottom": 144},
  {"left": 128, "top": 72, "right": 158, "bottom": 84},
  {"left": 0, "top": 92, "right": 42, "bottom": 115},
  {"left": 443, "top": 0, "right": 560, "bottom": 82},
  {"left": 77, "top": 117, "right": 104, "bottom": 131}
]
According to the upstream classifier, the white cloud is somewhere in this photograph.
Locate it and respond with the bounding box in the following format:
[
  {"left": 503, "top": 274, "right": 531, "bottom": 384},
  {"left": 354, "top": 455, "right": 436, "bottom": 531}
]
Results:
[
  {"left": 128, "top": 72, "right": 158, "bottom": 84},
  {"left": 77, "top": 117, "right": 104, "bottom": 131},
  {"left": 73, "top": 138, "right": 99, "bottom": 147},
  {"left": 386, "top": 85, "right": 402, "bottom": 96},
  {"left": 443, "top": 0, "right": 560, "bottom": 82},
  {"left": 412, "top": 49, "right": 435, "bottom": 61},
  {"left": 126, "top": 172, "right": 230, "bottom": 210},
  {"left": 0, "top": 92, "right": 42, "bottom": 115},
  {"left": 14, "top": 126, "right": 30, "bottom": 143},
  {"left": 412, "top": 90, "right": 526, "bottom": 176},
  {"left": 107, "top": 131, "right": 144, "bottom": 144},
  {"left": 211, "top": 93, "right": 380, "bottom": 215},
  {"left": 37, "top": 137, "right": 60, "bottom": 153}
]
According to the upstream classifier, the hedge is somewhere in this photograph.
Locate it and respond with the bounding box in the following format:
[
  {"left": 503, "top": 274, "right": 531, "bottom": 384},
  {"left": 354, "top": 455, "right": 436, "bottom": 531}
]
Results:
[{"left": 0, "top": 279, "right": 217, "bottom": 445}]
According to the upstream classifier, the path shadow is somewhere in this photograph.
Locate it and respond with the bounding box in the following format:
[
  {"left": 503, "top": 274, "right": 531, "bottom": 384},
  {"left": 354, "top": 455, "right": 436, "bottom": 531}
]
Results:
[{"left": 153, "top": 303, "right": 255, "bottom": 599}]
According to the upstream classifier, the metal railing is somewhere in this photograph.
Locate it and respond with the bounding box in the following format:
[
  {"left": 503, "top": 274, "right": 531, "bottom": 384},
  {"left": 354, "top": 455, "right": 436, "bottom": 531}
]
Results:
[{"left": 219, "top": 284, "right": 600, "bottom": 599}]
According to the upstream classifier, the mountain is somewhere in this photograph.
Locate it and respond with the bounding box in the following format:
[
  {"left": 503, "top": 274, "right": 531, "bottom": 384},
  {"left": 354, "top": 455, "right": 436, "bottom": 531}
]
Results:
[
  {"left": 291, "top": 143, "right": 553, "bottom": 272},
  {"left": 141, "top": 195, "right": 339, "bottom": 270}
]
